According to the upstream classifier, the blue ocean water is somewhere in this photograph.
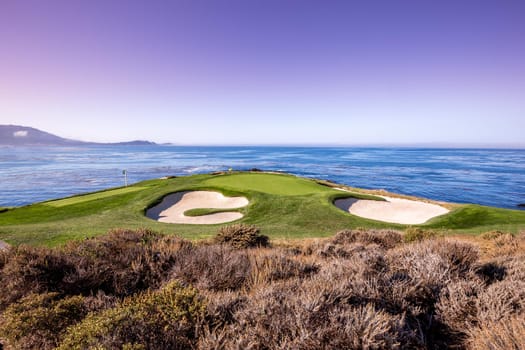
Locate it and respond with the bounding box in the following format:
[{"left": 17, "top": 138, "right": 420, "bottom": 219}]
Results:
[{"left": 0, "top": 146, "right": 524, "bottom": 209}]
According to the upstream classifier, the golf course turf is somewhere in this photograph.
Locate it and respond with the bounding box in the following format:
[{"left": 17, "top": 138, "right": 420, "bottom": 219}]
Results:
[{"left": 1, "top": 172, "right": 524, "bottom": 247}]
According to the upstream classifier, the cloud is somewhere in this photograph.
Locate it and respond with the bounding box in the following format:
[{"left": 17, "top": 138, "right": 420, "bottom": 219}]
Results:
[{"left": 13, "top": 130, "right": 28, "bottom": 137}]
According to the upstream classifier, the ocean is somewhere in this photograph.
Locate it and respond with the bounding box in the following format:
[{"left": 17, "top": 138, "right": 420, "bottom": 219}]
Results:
[{"left": 0, "top": 146, "right": 524, "bottom": 210}]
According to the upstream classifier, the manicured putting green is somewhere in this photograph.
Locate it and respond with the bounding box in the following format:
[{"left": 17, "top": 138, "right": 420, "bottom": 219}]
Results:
[
  {"left": 203, "top": 173, "right": 328, "bottom": 195},
  {"left": 46, "top": 187, "right": 147, "bottom": 207}
]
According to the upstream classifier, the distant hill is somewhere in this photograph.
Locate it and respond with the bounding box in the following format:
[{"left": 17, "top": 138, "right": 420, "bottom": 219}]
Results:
[{"left": 0, "top": 125, "right": 156, "bottom": 146}]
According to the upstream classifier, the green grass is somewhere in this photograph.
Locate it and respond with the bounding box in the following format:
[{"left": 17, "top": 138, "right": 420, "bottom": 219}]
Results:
[
  {"left": 426, "top": 205, "right": 525, "bottom": 233},
  {"left": 1, "top": 172, "right": 524, "bottom": 247},
  {"left": 45, "top": 187, "right": 147, "bottom": 207},
  {"left": 202, "top": 173, "right": 329, "bottom": 195},
  {"left": 183, "top": 208, "right": 240, "bottom": 217}
]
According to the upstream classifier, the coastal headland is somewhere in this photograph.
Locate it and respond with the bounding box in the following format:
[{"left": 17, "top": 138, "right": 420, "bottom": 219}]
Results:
[{"left": 1, "top": 171, "right": 524, "bottom": 247}]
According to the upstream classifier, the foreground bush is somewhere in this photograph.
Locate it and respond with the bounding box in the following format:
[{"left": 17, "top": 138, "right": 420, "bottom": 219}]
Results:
[
  {"left": 0, "top": 293, "right": 87, "bottom": 350},
  {"left": 170, "top": 245, "right": 252, "bottom": 291},
  {"left": 198, "top": 300, "right": 407, "bottom": 349},
  {"left": 332, "top": 229, "right": 403, "bottom": 249},
  {"left": 56, "top": 281, "right": 205, "bottom": 350},
  {"left": 1, "top": 228, "right": 525, "bottom": 349},
  {"left": 215, "top": 224, "right": 269, "bottom": 248},
  {"left": 403, "top": 227, "right": 441, "bottom": 242},
  {"left": 467, "top": 315, "right": 525, "bottom": 350},
  {"left": 0, "top": 229, "right": 190, "bottom": 309}
]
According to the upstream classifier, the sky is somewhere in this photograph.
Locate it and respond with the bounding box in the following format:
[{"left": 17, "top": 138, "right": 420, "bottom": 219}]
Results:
[{"left": 0, "top": 0, "right": 524, "bottom": 146}]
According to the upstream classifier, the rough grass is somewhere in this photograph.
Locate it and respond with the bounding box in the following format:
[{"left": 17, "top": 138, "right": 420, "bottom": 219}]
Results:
[
  {"left": 426, "top": 205, "right": 525, "bottom": 233},
  {"left": 1, "top": 172, "right": 525, "bottom": 247},
  {"left": 1, "top": 227, "right": 525, "bottom": 349}
]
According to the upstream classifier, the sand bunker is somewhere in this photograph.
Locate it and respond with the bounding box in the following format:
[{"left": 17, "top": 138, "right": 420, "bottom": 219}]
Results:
[
  {"left": 146, "top": 191, "right": 248, "bottom": 224},
  {"left": 335, "top": 196, "right": 449, "bottom": 224}
]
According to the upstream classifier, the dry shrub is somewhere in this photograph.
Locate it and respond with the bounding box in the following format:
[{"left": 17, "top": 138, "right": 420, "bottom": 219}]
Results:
[
  {"left": 436, "top": 266, "right": 525, "bottom": 347},
  {"left": 500, "top": 254, "right": 525, "bottom": 281},
  {"left": 479, "top": 231, "right": 525, "bottom": 258},
  {"left": 389, "top": 239, "right": 478, "bottom": 279},
  {"left": 467, "top": 315, "right": 525, "bottom": 350},
  {"left": 493, "top": 234, "right": 520, "bottom": 254},
  {"left": 170, "top": 245, "right": 252, "bottom": 291},
  {"left": 0, "top": 250, "right": 8, "bottom": 270},
  {"left": 62, "top": 228, "right": 190, "bottom": 296},
  {"left": 3, "top": 228, "right": 525, "bottom": 349},
  {"left": 82, "top": 291, "right": 118, "bottom": 313},
  {"left": 475, "top": 280, "right": 525, "bottom": 325},
  {"left": 323, "top": 247, "right": 388, "bottom": 283},
  {"left": 403, "top": 227, "right": 441, "bottom": 242},
  {"left": 387, "top": 243, "right": 450, "bottom": 294},
  {"left": 56, "top": 281, "right": 206, "bottom": 350},
  {"left": 316, "top": 229, "right": 400, "bottom": 260},
  {"left": 215, "top": 224, "right": 269, "bottom": 249},
  {"left": 332, "top": 229, "right": 403, "bottom": 249},
  {"left": 0, "top": 293, "right": 87, "bottom": 350},
  {"left": 196, "top": 246, "right": 422, "bottom": 349},
  {"left": 434, "top": 240, "right": 480, "bottom": 275},
  {"left": 0, "top": 229, "right": 191, "bottom": 310},
  {"left": 436, "top": 280, "right": 484, "bottom": 337},
  {"left": 385, "top": 251, "right": 449, "bottom": 324},
  {"left": 171, "top": 247, "right": 319, "bottom": 292},
  {"left": 316, "top": 305, "right": 405, "bottom": 350},
  {"left": 200, "top": 290, "right": 247, "bottom": 329},
  {"left": 480, "top": 231, "right": 519, "bottom": 247},
  {"left": 248, "top": 251, "right": 319, "bottom": 287},
  {"left": 302, "top": 304, "right": 406, "bottom": 349},
  {"left": 486, "top": 231, "right": 519, "bottom": 248},
  {"left": 0, "top": 246, "right": 77, "bottom": 310},
  {"left": 198, "top": 279, "right": 410, "bottom": 350},
  {"left": 475, "top": 261, "right": 507, "bottom": 283},
  {"left": 480, "top": 230, "right": 510, "bottom": 241},
  {"left": 380, "top": 240, "right": 478, "bottom": 346},
  {"left": 477, "top": 253, "right": 525, "bottom": 283}
]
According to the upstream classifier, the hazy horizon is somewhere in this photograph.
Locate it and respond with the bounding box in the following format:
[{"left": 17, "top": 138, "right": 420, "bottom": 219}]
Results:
[
  {"left": 4, "top": 123, "right": 525, "bottom": 149},
  {"left": 1, "top": 0, "right": 524, "bottom": 146}
]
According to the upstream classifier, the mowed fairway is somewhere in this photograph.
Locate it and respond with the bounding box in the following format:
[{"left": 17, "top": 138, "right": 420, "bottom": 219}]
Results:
[
  {"left": 45, "top": 187, "right": 147, "bottom": 207},
  {"left": 1, "top": 172, "right": 525, "bottom": 247}
]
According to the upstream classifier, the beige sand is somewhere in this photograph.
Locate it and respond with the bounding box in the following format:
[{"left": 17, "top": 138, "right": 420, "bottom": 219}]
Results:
[
  {"left": 335, "top": 195, "right": 449, "bottom": 224},
  {"left": 146, "top": 191, "right": 248, "bottom": 224},
  {"left": 0, "top": 240, "right": 9, "bottom": 251}
]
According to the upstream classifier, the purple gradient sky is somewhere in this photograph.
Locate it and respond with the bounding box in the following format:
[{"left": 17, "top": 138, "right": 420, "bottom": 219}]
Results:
[{"left": 1, "top": 0, "right": 524, "bottom": 145}]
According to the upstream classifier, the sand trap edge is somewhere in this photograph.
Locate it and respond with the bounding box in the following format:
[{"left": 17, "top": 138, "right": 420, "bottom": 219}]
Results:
[
  {"left": 146, "top": 191, "right": 249, "bottom": 225},
  {"left": 334, "top": 195, "right": 450, "bottom": 225}
]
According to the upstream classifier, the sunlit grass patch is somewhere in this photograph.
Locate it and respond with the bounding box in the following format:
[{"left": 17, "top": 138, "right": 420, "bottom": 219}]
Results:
[{"left": 45, "top": 187, "right": 147, "bottom": 207}]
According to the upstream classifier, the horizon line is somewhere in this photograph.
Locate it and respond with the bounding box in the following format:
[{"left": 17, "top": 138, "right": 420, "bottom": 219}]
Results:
[{"left": 160, "top": 142, "right": 525, "bottom": 149}]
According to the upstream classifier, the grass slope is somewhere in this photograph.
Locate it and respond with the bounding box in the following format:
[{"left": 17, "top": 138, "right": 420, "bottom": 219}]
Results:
[
  {"left": 202, "top": 173, "right": 326, "bottom": 195},
  {"left": 1, "top": 172, "right": 524, "bottom": 246},
  {"left": 45, "top": 187, "right": 147, "bottom": 207}
]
